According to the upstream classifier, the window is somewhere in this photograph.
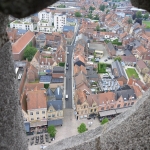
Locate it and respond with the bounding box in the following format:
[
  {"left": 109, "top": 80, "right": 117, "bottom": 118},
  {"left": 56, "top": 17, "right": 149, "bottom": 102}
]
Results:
[
  {"left": 43, "top": 116, "right": 45, "bottom": 119},
  {"left": 128, "top": 103, "right": 130, "bottom": 106},
  {"left": 37, "top": 117, "right": 39, "bottom": 120},
  {"left": 31, "top": 118, "right": 34, "bottom": 120},
  {"left": 91, "top": 109, "right": 92, "bottom": 112},
  {"left": 42, "top": 111, "right": 45, "bottom": 114},
  {"left": 48, "top": 115, "right": 51, "bottom": 118},
  {"left": 36, "top": 111, "right": 39, "bottom": 114},
  {"left": 106, "top": 106, "right": 109, "bottom": 110},
  {"left": 94, "top": 109, "right": 96, "bottom": 112},
  {"left": 30, "top": 112, "right": 33, "bottom": 115},
  {"left": 131, "top": 102, "right": 134, "bottom": 105},
  {"left": 117, "top": 104, "right": 120, "bottom": 108},
  {"left": 52, "top": 114, "right": 55, "bottom": 117},
  {"left": 101, "top": 107, "right": 104, "bottom": 110},
  {"left": 124, "top": 103, "right": 127, "bottom": 107}
]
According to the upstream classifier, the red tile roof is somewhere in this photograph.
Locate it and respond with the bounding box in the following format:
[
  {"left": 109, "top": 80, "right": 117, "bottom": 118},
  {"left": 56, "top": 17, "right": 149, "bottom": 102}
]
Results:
[
  {"left": 27, "top": 89, "right": 47, "bottom": 110},
  {"left": 137, "top": 60, "right": 147, "bottom": 69},
  {"left": 12, "top": 31, "right": 35, "bottom": 54}
]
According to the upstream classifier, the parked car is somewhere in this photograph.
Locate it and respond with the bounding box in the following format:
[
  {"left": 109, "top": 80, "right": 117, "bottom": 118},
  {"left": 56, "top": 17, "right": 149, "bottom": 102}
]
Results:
[
  {"left": 67, "top": 51, "right": 69, "bottom": 55},
  {"left": 104, "top": 59, "right": 108, "bottom": 62},
  {"left": 87, "top": 117, "right": 91, "bottom": 120},
  {"left": 66, "top": 66, "right": 68, "bottom": 70},
  {"left": 66, "top": 63, "right": 69, "bottom": 67}
]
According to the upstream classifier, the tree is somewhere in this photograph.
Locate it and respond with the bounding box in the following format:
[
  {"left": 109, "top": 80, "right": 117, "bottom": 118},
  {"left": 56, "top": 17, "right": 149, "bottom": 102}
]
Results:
[
  {"left": 78, "top": 123, "right": 87, "bottom": 133},
  {"left": 132, "top": 13, "right": 136, "bottom": 20},
  {"left": 128, "top": 18, "right": 132, "bottom": 24},
  {"left": 136, "top": 11, "right": 142, "bottom": 19},
  {"left": 23, "top": 43, "right": 37, "bottom": 61},
  {"left": 48, "top": 125, "right": 57, "bottom": 138},
  {"left": 114, "top": 56, "right": 121, "bottom": 62},
  {"left": 87, "top": 13, "right": 93, "bottom": 19},
  {"left": 57, "top": 4, "right": 66, "bottom": 8},
  {"left": 96, "top": 25, "right": 100, "bottom": 31},
  {"left": 143, "top": 12, "right": 149, "bottom": 20},
  {"left": 89, "top": 6, "right": 95, "bottom": 11},
  {"left": 101, "top": 118, "right": 109, "bottom": 125},
  {"left": 112, "top": 3, "right": 117, "bottom": 10},
  {"left": 106, "top": 9, "right": 110, "bottom": 14},
  {"left": 75, "top": 11, "right": 82, "bottom": 17},
  {"left": 93, "top": 14, "right": 99, "bottom": 20},
  {"left": 99, "top": 5, "right": 105, "bottom": 11}
]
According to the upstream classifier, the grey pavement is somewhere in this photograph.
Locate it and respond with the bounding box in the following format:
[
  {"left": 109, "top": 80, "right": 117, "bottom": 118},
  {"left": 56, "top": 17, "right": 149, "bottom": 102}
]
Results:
[
  {"left": 65, "top": 21, "right": 79, "bottom": 109},
  {"left": 28, "top": 109, "right": 100, "bottom": 150}
]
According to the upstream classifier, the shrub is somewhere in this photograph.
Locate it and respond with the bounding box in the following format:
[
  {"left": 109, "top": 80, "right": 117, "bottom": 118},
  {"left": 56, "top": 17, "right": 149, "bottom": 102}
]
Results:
[
  {"left": 44, "top": 84, "right": 49, "bottom": 89},
  {"left": 78, "top": 123, "right": 87, "bottom": 133},
  {"left": 59, "top": 62, "right": 65, "bottom": 67},
  {"left": 101, "top": 118, "right": 109, "bottom": 125}
]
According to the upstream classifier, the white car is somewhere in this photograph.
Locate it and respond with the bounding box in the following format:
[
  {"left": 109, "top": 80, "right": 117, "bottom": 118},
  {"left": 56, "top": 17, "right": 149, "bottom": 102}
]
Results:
[{"left": 67, "top": 51, "right": 69, "bottom": 55}]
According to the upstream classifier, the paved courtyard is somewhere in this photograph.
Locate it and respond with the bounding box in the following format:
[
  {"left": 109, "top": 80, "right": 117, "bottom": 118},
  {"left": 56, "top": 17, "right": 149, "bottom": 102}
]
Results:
[{"left": 28, "top": 109, "right": 100, "bottom": 150}]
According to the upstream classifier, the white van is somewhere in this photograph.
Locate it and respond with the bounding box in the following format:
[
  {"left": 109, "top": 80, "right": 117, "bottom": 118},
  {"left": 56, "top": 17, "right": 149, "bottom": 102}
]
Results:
[
  {"left": 18, "top": 73, "right": 22, "bottom": 80},
  {"left": 65, "top": 94, "right": 68, "bottom": 100}
]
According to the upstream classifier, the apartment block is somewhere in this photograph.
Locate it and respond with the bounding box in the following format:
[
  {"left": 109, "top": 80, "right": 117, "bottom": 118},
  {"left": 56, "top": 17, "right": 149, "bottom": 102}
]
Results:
[{"left": 54, "top": 13, "right": 66, "bottom": 32}]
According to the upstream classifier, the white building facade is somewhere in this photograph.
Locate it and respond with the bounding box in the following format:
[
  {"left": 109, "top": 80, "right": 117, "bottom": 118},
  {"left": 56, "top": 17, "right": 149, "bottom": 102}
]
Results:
[
  {"left": 38, "top": 10, "right": 52, "bottom": 23},
  {"left": 54, "top": 13, "right": 67, "bottom": 32},
  {"left": 10, "top": 20, "right": 34, "bottom": 31},
  {"left": 37, "top": 20, "right": 54, "bottom": 33}
]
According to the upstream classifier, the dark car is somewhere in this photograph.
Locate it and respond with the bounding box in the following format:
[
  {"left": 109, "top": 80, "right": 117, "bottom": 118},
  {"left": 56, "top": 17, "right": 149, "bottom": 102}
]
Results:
[
  {"left": 87, "top": 117, "right": 91, "bottom": 120},
  {"left": 66, "top": 63, "right": 69, "bottom": 67},
  {"left": 66, "top": 66, "right": 68, "bottom": 70},
  {"left": 104, "top": 59, "right": 108, "bottom": 62}
]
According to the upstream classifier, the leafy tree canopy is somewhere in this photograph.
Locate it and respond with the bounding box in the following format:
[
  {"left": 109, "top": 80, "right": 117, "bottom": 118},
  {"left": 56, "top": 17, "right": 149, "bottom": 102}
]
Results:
[
  {"left": 128, "top": 18, "right": 132, "bottom": 24},
  {"left": 87, "top": 13, "right": 93, "bottom": 19},
  {"left": 114, "top": 56, "right": 121, "bottom": 62},
  {"left": 99, "top": 4, "right": 106, "bottom": 11},
  {"left": 75, "top": 11, "right": 82, "bottom": 17},
  {"left": 136, "top": 11, "right": 142, "bottom": 19},
  {"left": 101, "top": 118, "right": 109, "bottom": 125},
  {"left": 89, "top": 6, "right": 95, "bottom": 11},
  {"left": 23, "top": 43, "right": 37, "bottom": 61},
  {"left": 132, "top": 13, "right": 136, "bottom": 20},
  {"left": 96, "top": 25, "right": 100, "bottom": 31},
  {"left": 77, "top": 123, "right": 87, "bottom": 133},
  {"left": 106, "top": 9, "right": 110, "bottom": 14},
  {"left": 143, "top": 13, "right": 149, "bottom": 20},
  {"left": 48, "top": 125, "right": 57, "bottom": 137},
  {"left": 93, "top": 14, "right": 99, "bottom": 20}
]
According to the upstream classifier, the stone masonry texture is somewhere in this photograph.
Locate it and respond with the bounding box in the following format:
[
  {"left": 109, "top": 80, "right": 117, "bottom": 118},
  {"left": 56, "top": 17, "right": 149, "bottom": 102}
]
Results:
[
  {"left": 0, "top": 0, "right": 150, "bottom": 150},
  {"left": 0, "top": 13, "right": 28, "bottom": 150}
]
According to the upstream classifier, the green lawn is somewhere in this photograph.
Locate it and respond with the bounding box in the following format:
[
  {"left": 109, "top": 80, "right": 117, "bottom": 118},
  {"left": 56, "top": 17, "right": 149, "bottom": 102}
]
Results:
[
  {"left": 143, "top": 21, "right": 150, "bottom": 28},
  {"left": 126, "top": 68, "right": 139, "bottom": 79}
]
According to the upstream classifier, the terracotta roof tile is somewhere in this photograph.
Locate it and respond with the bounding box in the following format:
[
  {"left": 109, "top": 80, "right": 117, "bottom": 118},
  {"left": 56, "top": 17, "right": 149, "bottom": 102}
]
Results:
[
  {"left": 137, "top": 60, "right": 147, "bottom": 69},
  {"left": 24, "top": 83, "right": 44, "bottom": 93},
  {"left": 12, "top": 31, "right": 35, "bottom": 54},
  {"left": 27, "top": 90, "right": 47, "bottom": 110}
]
